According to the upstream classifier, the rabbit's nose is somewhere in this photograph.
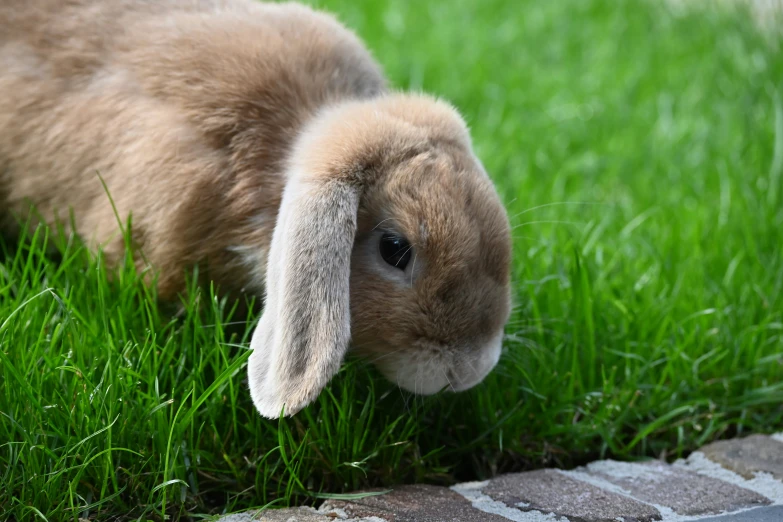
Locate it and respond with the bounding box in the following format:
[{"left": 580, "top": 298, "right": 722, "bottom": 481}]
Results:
[{"left": 452, "top": 331, "right": 503, "bottom": 392}]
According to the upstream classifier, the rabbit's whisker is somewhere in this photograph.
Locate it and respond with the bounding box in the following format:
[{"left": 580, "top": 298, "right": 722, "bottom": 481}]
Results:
[
  {"left": 511, "top": 220, "right": 582, "bottom": 230},
  {"left": 508, "top": 201, "right": 609, "bottom": 221}
]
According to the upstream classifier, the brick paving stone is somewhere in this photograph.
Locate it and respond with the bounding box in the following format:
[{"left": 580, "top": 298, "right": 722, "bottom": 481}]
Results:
[
  {"left": 218, "top": 506, "right": 340, "bottom": 521},
  {"left": 584, "top": 459, "right": 771, "bottom": 516},
  {"left": 481, "top": 468, "right": 662, "bottom": 522},
  {"left": 678, "top": 451, "right": 783, "bottom": 505},
  {"left": 700, "top": 434, "right": 783, "bottom": 481},
  {"left": 321, "top": 484, "right": 510, "bottom": 522},
  {"left": 696, "top": 505, "right": 783, "bottom": 522}
]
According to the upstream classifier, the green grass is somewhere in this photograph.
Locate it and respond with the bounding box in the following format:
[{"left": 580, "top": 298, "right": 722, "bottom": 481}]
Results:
[{"left": 2, "top": 0, "right": 783, "bottom": 520}]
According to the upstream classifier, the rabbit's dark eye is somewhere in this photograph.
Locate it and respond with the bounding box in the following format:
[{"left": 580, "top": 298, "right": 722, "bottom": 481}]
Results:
[{"left": 379, "top": 233, "right": 412, "bottom": 270}]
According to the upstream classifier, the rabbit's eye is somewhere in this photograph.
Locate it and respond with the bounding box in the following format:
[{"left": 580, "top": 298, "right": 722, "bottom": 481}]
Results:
[{"left": 379, "top": 233, "right": 412, "bottom": 270}]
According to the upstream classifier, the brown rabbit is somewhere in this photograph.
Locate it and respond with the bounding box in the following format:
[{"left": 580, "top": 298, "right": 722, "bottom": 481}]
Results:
[{"left": 0, "top": 0, "right": 512, "bottom": 418}]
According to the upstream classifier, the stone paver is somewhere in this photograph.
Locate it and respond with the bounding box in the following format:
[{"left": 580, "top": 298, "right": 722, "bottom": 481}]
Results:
[
  {"left": 223, "top": 434, "right": 783, "bottom": 522},
  {"left": 321, "top": 484, "right": 510, "bottom": 522},
  {"left": 582, "top": 459, "right": 770, "bottom": 515},
  {"left": 677, "top": 449, "right": 783, "bottom": 505},
  {"left": 218, "top": 506, "right": 336, "bottom": 521},
  {"left": 700, "top": 434, "right": 783, "bottom": 481},
  {"left": 481, "top": 468, "right": 662, "bottom": 522},
  {"left": 697, "top": 505, "right": 783, "bottom": 521}
]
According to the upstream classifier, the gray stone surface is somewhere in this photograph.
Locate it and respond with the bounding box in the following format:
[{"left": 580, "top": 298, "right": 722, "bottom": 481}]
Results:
[
  {"left": 584, "top": 459, "right": 771, "bottom": 515},
  {"left": 481, "top": 468, "right": 663, "bottom": 522},
  {"left": 321, "top": 484, "right": 509, "bottom": 522},
  {"left": 701, "top": 434, "right": 783, "bottom": 480},
  {"left": 218, "top": 506, "right": 338, "bottom": 521},
  {"left": 696, "top": 505, "right": 783, "bottom": 521}
]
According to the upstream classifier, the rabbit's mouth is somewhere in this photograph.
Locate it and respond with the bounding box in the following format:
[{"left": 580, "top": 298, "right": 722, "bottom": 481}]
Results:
[
  {"left": 448, "top": 331, "right": 504, "bottom": 392},
  {"left": 367, "top": 331, "right": 504, "bottom": 395}
]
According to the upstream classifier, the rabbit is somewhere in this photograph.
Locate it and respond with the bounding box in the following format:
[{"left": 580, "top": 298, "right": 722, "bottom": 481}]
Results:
[{"left": 0, "top": 0, "right": 513, "bottom": 418}]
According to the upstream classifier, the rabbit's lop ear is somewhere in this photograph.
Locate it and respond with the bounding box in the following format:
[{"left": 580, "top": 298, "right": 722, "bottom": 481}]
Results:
[{"left": 247, "top": 166, "right": 359, "bottom": 418}]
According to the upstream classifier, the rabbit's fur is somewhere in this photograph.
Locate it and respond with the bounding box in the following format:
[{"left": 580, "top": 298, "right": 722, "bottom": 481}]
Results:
[{"left": 0, "top": 0, "right": 512, "bottom": 418}]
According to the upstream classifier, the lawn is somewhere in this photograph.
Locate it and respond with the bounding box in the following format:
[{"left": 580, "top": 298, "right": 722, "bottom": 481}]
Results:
[{"left": 2, "top": 0, "right": 782, "bottom": 520}]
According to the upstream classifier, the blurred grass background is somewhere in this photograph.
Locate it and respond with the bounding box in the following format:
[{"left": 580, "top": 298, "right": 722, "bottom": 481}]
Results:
[{"left": 1, "top": 0, "right": 782, "bottom": 520}]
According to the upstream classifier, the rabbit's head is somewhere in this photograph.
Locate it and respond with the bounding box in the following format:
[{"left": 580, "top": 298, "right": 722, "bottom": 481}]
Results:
[{"left": 248, "top": 94, "right": 511, "bottom": 418}]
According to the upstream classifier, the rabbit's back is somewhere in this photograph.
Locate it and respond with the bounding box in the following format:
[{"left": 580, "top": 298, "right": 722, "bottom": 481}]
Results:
[
  {"left": 0, "top": 0, "right": 385, "bottom": 150},
  {"left": 0, "top": 0, "right": 385, "bottom": 296}
]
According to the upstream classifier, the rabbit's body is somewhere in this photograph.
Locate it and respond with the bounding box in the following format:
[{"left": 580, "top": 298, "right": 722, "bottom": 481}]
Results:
[
  {"left": 0, "top": 0, "right": 384, "bottom": 296},
  {"left": 0, "top": 0, "right": 513, "bottom": 418}
]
